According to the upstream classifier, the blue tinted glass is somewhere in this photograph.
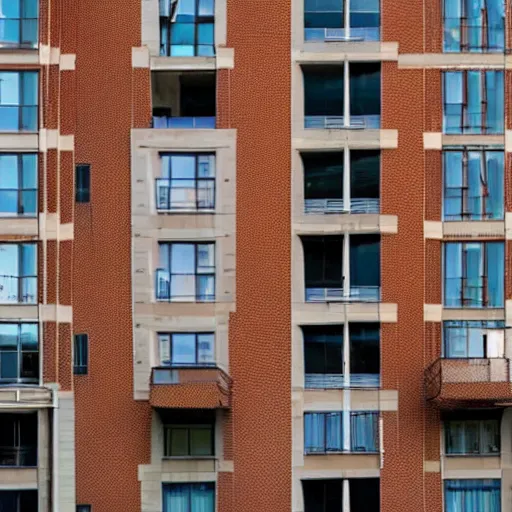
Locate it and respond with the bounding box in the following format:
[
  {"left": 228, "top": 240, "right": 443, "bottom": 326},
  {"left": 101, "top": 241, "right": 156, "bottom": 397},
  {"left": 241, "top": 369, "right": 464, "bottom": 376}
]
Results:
[
  {"left": 171, "top": 23, "right": 195, "bottom": 45},
  {"left": 304, "top": 12, "right": 343, "bottom": 28},
  {"left": 1, "top": 352, "right": 18, "bottom": 379},
  {"left": 197, "top": 23, "right": 214, "bottom": 44},
  {"left": 198, "top": 0, "right": 214, "bottom": 16},
  {"left": 20, "top": 324, "right": 37, "bottom": 349},
  {"left": 21, "top": 154, "right": 37, "bottom": 188},
  {"left": 21, "top": 244, "right": 36, "bottom": 276},
  {"left": 197, "top": 45, "right": 215, "bottom": 56},
  {"left": 170, "top": 45, "right": 195, "bottom": 56},
  {"left": 350, "top": 13, "right": 379, "bottom": 28},
  {"left": 0, "top": 0, "right": 21, "bottom": 18},
  {"left": 171, "top": 244, "right": 195, "bottom": 274}
]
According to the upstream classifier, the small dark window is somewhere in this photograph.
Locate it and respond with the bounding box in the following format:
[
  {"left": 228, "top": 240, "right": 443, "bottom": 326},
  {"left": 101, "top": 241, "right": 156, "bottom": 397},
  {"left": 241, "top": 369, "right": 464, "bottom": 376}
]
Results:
[
  {"left": 75, "top": 164, "right": 90, "bottom": 203},
  {"left": 74, "top": 334, "right": 88, "bottom": 375},
  {"left": 77, "top": 506, "right": 91, "bottom": 512}
]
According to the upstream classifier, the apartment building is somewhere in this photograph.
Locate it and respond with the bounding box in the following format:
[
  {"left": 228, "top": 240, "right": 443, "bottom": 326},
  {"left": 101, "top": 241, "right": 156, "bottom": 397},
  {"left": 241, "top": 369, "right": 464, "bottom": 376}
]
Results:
[{"left": 0, "top": 0, "right": 510, "bottom": 511}]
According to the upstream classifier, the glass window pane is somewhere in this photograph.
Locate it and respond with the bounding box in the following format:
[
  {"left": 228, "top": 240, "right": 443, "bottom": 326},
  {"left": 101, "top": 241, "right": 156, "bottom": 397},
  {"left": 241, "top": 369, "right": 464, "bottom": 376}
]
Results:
[
  {"left": 197, "top": 155, "right": 215, "bottom": 177},
  {"left": 0, "top": 324, "right": 18, "bottom": 350},
  {"left": 197, "top": 275, "right": 214, "bottom": 301},
  {"left": 325, "top": 412, "right": 342, "bottom": 451},
  {"left": 350, "top": 235, "right": 380, "bottom": 287},
  {"left": 197, "top": 333, "right": 214, "bottom": 363},
  {"left": 444, "top": 325, "right": 467, "bottom": 357},
  {"left": 0, "top": 72, "right": 20, "bottom": 105},
  {"left": 481, "top": 420, "right": 500, "bottom": 454},
  {"left": 21, "top": 154, "right": 37, "bottom": 189},
  {"left": 22, "top": 72, "right": 38, "bottom": 106},
  {"left": 171, "top": 244, "right": 195, "bottom": 274},
  {"left": 197, "top": 23, "right": 214, "bottom": 45},
  {"left": 485, "top": 151, "right": 504, "bottom": 220},
  {"left": 197, "top": 244, "right": 214, "bottom": 273},
  {"left": 171, "top": 23, "right": 195, "bottom": 45},
  {"left": 0, "top": 155, "right": 19, "bottom": 189},
  {"left": 486, "top": 242, "right": 504, "bottom": 307},
  {"left": 21, "top": 244, "right": 36, "bottom": 276},
  {"left": 350, "top": 323, "right": 380, "bottom": 377},
  {"left": 446, "top": 421, "right": 464, "bottom": 454},
  {"left": 170, "top": 155, "right": 195, "bottom": 179},
  {"left": 170, "top": 274, "right": 195, "bottom": 301},
  {"left": 170, "top": 428, "right": 188, "bottom": 456},
  {"left": 21, "top": 351, "right": 38, "bottom": 379},
  {"left": 190, "top": 427, "right": 213, "bottom": 456},
  {"left": 304, "top": 413, "right": 325, "bottom": 453},
  {"left": 0, "top": 351, "right": 18, "bottom": 379},
  {"left": 171, "top": 334, "right": 196, "bottom": 364},
  {"left": 198, "top": 0, "right": 215, "bottom": 16}
]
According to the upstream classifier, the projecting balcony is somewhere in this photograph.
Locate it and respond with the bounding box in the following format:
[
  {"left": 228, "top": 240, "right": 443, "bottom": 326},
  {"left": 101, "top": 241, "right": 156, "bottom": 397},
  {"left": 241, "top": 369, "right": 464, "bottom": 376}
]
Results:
[
  {"left": 151, "top": 71, "right": 216, "bottom": 129},
  {"left": 150, "top": 366, "right": 231, "bottom": 409},
  {"left": 304, "top": 198, "right": 380, "bottom": 215},
  {"left": 425, "top": 358, "right": 512, "bottom": 408},
  {"left": 304, "top": 115, "right": 380, "bottom": 130}
]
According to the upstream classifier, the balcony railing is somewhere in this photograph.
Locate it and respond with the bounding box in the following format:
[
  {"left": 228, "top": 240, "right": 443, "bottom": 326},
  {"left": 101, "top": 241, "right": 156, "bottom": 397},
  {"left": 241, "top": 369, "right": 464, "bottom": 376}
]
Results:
[
  {"left": 152, "top": 116, "right": 216, "bottom": 129},
  {"left": 0, "top": 275, "right": 37, "bottom": 304},
  {"left": 0, "top": 18, "right": 38, "bottom": 48},
  {"left": 305, "top": 373, "right": 380, "bottom": 389},
  {"left": 156, "top": 179, "right": 215, "bottom": 212},
  {"left": 306, "top": 286, "right": 381, "bottom": 303},
  {"left": 444, "top": 17, "right": 505, "bottom": 52},
  {"left": 0, "top": 446, "right": 37, "bottom": 467},
  {"left": 304, "top": 198, "right": 380, "bottom": 214},
  {"left": 305, "top": 27, "right": 380, "bottom": 42},
  {"left": 0, "top": 106, "right": 38, "bottom": 132},
  {"left": 444, "top": 276, "right": 503, "bottom": 309},
  {"left": 425, "top": 357, "right": 512, "bottom": 405},
  {"left": 305, "top": 115, "right": 380, "bottom": 130}
]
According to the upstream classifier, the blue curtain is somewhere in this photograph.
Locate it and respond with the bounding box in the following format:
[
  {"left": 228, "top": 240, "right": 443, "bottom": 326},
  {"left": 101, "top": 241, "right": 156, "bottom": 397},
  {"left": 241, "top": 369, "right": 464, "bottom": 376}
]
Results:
[
  {"left": 444, "top": 243, "right": 462, "bottom": 306},
  {"left": 304, "top": 413, "right": 325, "bottom": 453},
  {"left": 486, "top": 243, "right": 504, "bottom": 307},
  {"left": 486, "top": 151, "right": 504, "bottom": 220},
  {"left": 190, "top": 484, "right": 215, "bottom": 512},
  {"left": 325, "top": 412, "right": 342, "bottom": 451},
  {"left": 486, "top": 71, "right": 504, "bottom": 134},
  {"left": 351, "top": 412, "right": 378, "bottom": 452},
  {"left": 445, "top": 480, "right": 500, "bottom": 512},
  {"left": 163, "top": 483, "right": 215, "bottom": 512},
  {"left": 163, "top": 484, "right": 189, "bottom": 512}
]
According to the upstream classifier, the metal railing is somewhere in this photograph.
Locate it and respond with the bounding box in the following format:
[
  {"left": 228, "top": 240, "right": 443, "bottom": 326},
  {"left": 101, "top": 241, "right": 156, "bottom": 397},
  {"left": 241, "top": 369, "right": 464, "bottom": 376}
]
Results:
[
  {"left": 305, "top": 115, "right": 380, "bottom": 130},
  {"left": 304, "top": 198, "right": 379, "bottom": 214},
  {"left": 306, "top": 286, "right": 381, "bottom": 303},
  {"left": 305, "top": 27, "right": 380, "bottom": 42},
  {"left": 305, "top": 373, "right": 380, "bottom": 389},
  {"left": 443, "top": 105, "right": 503, "bottom": 135},
  {"left": 425, "top": 357, "right": 511, "bottom": 401},
  {"left": 0, "top": 106, "right": 38, "bottom": 132},
  {"left": 443, "top": 17, "right": 505, "bottom": 52},
  {"left": 0, "top": 446, "right": 37, "bottom": 467},
  {"left": 155, "top": 179, "right": 215, "bottom": 212},
  {"left": 0, "top": 275, "right": 37, "bottom": 304},
  {"left": 152, "top": 116, "right": 216, "bottom": 129},
  {"left": 0, "top": 18, "right": 38, "bottom": 48}
]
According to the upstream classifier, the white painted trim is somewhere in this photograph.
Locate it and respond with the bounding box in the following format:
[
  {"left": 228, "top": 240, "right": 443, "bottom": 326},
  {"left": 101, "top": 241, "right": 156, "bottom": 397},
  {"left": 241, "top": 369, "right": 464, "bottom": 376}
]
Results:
[{"left": 59, "top": 54, "right": 76, "bottom": 71}]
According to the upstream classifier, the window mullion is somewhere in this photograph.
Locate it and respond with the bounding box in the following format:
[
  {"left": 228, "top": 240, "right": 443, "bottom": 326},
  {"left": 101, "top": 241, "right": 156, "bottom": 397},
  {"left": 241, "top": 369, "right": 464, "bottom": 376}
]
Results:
[
  {"left": 343, "top": 61, "right": 350, "bottom": 127},
  {"left": 480, "top": 150, "right": 488, "bottom": 219},
  {"left": 462, "top": 149, "right": 468, "bottom": 219},
  {"left": 18, "top": 154, "right": 23, "bottom": 215},
  {"left": 343, "top": 149, "right": 351, "bottom": 212}
]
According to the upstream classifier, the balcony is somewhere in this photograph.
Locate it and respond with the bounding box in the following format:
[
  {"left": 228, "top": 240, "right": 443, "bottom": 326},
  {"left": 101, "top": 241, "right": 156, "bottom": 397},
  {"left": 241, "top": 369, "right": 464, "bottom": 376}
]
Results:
[
  {"left": 425, "top": 358, "right": 512, "bottom": 408},
  {"left": 150, "top": 366, "right": 231, "bottom": 409},
  {"left": 152, "top": 71, "right": 216, "bottom": 129},
  {"left": 303, "top": 64, "right": 380, "bottom": 130}
]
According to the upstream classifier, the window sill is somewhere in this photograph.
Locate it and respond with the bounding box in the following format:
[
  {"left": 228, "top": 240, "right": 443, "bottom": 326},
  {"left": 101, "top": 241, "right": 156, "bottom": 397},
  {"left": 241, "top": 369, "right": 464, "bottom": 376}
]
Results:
[
  {"left": 162, "top": 456, "right": 216, "bottom": 460},
  {"left": 0, "top": 464, "right": 37, "bottom": 468},
  {"left": 157, "top": 209, "right": 216, "bottom": 215},
  {"left": 444, "top": 453, "right": 500, "bottom": 457},
  {"left": 305, "top": 451, "right": 379, "bottom": 456}
]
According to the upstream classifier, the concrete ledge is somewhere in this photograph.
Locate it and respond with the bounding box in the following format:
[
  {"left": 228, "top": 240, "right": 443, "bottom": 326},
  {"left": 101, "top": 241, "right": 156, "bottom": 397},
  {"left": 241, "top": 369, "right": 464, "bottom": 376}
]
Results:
[
  {"left": 442, "top": 134, "right": 504, "bottom": 147},
  {"left": 0, "top": 133, "right": 38, "bottom": 151},
  {"left": 443, "top": 221, "right": 504, "bottom": 238},
  {"left": 424, "top": 221, "right": 443, "bottom": 239},
  {"left": 133, "top": 47, "right": 150, "bottom": 68},
  {"left": 59, "top": 54, "right": 76, "bottom": 71},
  {"left": 506, "top": 131, "right": 512, "bottom": 153},
  {"left": 423, "top": 132, "right": 442, "bottom": 150},
  {"left": 443, "top": 468, "right": 501, "bottom": 480},
  {"left": 39, "top": 304, "right": 72, "bottom": 323},
  {"left": 216, "top": 47, "right": 235, "bottom": 69},
  {"left": 293, "top": 214, "right": 398, "bottom": 235},
  {"left": 293, "top": 303, "right": 398, "bottom": 325},
  {"left": 442, "top": 308, "right": 505, "bottom": 321},
  {"left": 444, "top": 456, "right": 500, "bottom": 471},
  {"left": 295, "top": 42, "right": 398, "bottom": 62},
  {"left": 150, "top": 55, "right": 215, "bottom": 71},
  {"left": 0, "top": 305, "right": 38, "bottom": 321},
  {"left": 424, "top": 461, "right": 441, "bottom": 473},
  {"left": 293, "top": 129, "right": 398, "bottom": 150},
  {"left": 0, "top": 468, "right": 38, "bottom": 488},
  {"left": 0, "top": 50, "right": 39, "bottom": 65},
  {"left": 0, "top": 217, "right": 38, "bottom": 237},
  {"left": 399, "top": 53, "right": 510, "bottom": 69},
  {"left": 302, "top": 389, "right": 398, "bottom": 412},
  {"left": 39, "top": 45, "right": 60, "bottom": 65},
  {"left": 424, "top": 304, "right": 442, "bottom": 322}
]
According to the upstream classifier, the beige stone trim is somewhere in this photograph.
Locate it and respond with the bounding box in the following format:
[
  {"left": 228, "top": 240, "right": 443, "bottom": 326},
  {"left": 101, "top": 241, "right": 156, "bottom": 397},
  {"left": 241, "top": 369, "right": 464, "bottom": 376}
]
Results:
[
  {"left": 423, "top": 132, "right": 442, "bottom": 150},
  {"left": 504, "top": 213, "right": 512, "bottom": 239},
  {"left": 399, "top": 53, "right": 508, "bottom": 69},
  {"left": 39, "top": 305, "right": 72, "bottom": 323},
  {"left": 293, "top": 129, "right": 398, "bottom": 150},
  {"left": 59, "top": 135, "right": 74, "bottom": 152},
  {"left": 0, "top": 50, "right": 39, "bottom": 65},
  {"left": 295, "top": 467, "right": 380, "bottom": 479},
  {"left": 132, "top": 47, "right": 150, "bottom": 68},
  {"left": 442, "top": 308, "right": 505, "bottom": 321},
  {"left": 443, "top": 469, "right": 501, "bottom": 479},
  {"left": 59, "top": 54, "right": 76, "bottom": 71},
  {"left": 0, "top": 305, "right": 38, "bottom": 321},
  {"left": 216, "top": 47, "right": 235, "bottom": 69},
  {"left": 424, "top": 461, "right": 441, "bottom": 473},
  {"left": 302, "top": 389, "right": 398, "bottom": 412},
  {"left": 442, "top": 134, "right": 504, "bottom": 146},
  {"left": 0, "top": 217, "right": 38, "bottom": 237},
  {"left": 506, "top": 131, "right": 512, "bottom": 152},
  {"left": 39, "top": 45, "right": 60, "bottom": 65},
  {"left": 302, "top": 454, "right": 379, "bottom": 471},
  {"left": 444, "top": 456, "right": 500, "bottom": 471},
  {"left": 218, "top": 460, "right": 234, "bottom": 472},
  {"left": 424, "top": 221, "right": 443, "bottom": 239},
  {"left": 293, "top": 303, "right": 398, "bottom": 325},
  {"left": 150, "top": 56, "right": 216, "bottom": 71},
  {"left": 443, "top": 221, "right": 505, "bottom": 238},
  {"left": 0, "top": 133, "right": 38, "bottom": 151},
  {"left": 424, "top": 304, "right": 443, "bottom": 322},
  {"left": 39, "top": 213, "right": 74, "bottom": 241},
  {"left": 58, "top": 393, "right": 76, "bottom": 512},
  {"left": 293, "top": 215, "right": 398, "bottom": 235},
  {"left": 293, "top": 42, "right": 398, "bottom": 63},
  {"left": 0, "top": 387, "right": 53, "bottom": 408},
  {"left": 0, "top": 468, "right": 38, "bottom": 488}
]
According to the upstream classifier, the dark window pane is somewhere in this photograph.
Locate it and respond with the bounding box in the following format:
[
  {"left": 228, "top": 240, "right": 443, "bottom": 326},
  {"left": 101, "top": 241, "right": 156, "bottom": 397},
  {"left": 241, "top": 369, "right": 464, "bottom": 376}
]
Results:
[
  {"left": 303, "top": 152, "right": 344, "bottom": 200},
  {"left": 1, "top": 352, "right": 18, "bottom": 379},
  {"left": 350, "top": 63, "right": 380, "bottom": 117},
  {"left": 350, "top": 235, "right": 380, "bottom": 287},
  {"left": 350, "top": 151, "right": 379, "bottom": 199},
  {"left": 304, "top": 66, "right": 344, "bottom": 116},
  {"left": 350, "top": 323, "right": 380, "bottom": 375},
  {"left": 305, "top": 12, "right": 343, "bottom": 28},
  {"left": 20, "top": 352, "right": 38, "bottom": 380},
  {"left": 190, "top": 427, "right": 213, "bottom": 456},
  {"left": 350, "top": 478, "right": 380, "bottom": 512},
  {"left": 75, "top": 164, "right": 90, "bottom": 203},
  {"left": 170, "top": 428, "right": 188, "bottom": 456}
]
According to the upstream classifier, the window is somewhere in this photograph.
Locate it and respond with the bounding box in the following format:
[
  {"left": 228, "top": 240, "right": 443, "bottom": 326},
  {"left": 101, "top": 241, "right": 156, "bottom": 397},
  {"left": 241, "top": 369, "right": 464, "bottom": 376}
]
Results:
[
  {"left": 0, "top": 154, "right": 37, "bottom": 216},
  {"left": 0, "top": 323, "right": 38, "bottom": 384},
  {"left": 304, "top": 411, "right": 378, "bottom": 454},
  {"left": 0, "top": 0, "right": 38, "bottom": 48},
  {"left": 443, "top": 71, "right": 503, "bottom": 134},
  {"left": 303, "top": 323, "right": 380, "bottom": 388},
  {"left": 444, "top": 242, "right": 504, "bottom": 308},
  {"left": 445, "top": 480, "right": 500, "bottom": 512},
  {"left": 302, "top": 235, "right": 380, "bottom": 302},
  {"left": 302, "top": 478, "right": 379, "bottom": 512},
  {"left": 163, "top": 483, "right": 215, "bottom": 512},
  {"left": 445, "top": 419, "right": 500, "bottom": 455},
  {"left": 443, "top": 149, "right": 503, "bottom": 221},
  {"left": 77, "top": 507, "right": 91, "bottom": 512},
  {"left": 0, "top": 412, "right": 37, "bottom": 466},
  {"left": 0, "top": 490, "right": 38, "bottom": 512},
  {"left": 159, "top": 0, "right": 215, "bottom": 57},
  {"left": 0, "top": 243, "right": 37, "bottom": 304},
  {"left": 0, "top": 71, "right": 38, "bottom": 132},
  {"left": 304, "top": 0, "right": 380, "bottom": 42},
  {"left": 303, "top": 63, "right": 380, "bottom": 129},
  {"left": 74, "top": 334, "right": 88, "bottom": 375},
  {"left": 157, "top": 154, "right": 215, "bottom": 212},
  {"left": 443, "top": 0, "right": 504, "bottom": 52},
  {"left": 302, "top": 150, "right": 380, "bottom": 214},
  {"left": 157, "top": 243, "right": 215, "bottom": 302},
  {"left": 158, "top": 333, "right": 214, "bottom": 366},
  {"left": 164, "top": 424, "right": 214, "bottom": 456},
  {"left": 444, "top": 321, "right": 505, "bottom": 358},
  {"left": 75, "top": 164, "right": 90, "bottom": 203}
]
